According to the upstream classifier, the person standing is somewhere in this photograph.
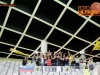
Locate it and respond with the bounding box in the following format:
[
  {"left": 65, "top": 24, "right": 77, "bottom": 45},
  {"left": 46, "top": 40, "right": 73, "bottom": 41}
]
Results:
[
  {"left": 68, "top": 54, "right": 73, "bottom": 66},
  {"left": 56, "top": 55, "right": 60, "bottom": 66},
  {"left": 79, "top": 54, "right": 86, "bottom": 63},
  {"left": 68, "top": 51, "right": 74, "bottom": 66},
  {"left": 87, "top": 57, "right": 94, "bottom": 70},
  {"left": 40, "top": 54, "right": 44, "bottom": 66},
  {"left": 52, "top": 55, "right": 57, "bottom": 66},
  {"left": 64, "top": 56, "right": 69, "bottom": 66},
  {"left": 46, "top": 56, "right": 52, "bottom": 66},
  {"left": 31, "top": 56, "right": 36, "bottom": 66},
  {"left": 75, "top": 55, "right": 80, "bottom": 68},
  {"left": 22, "top": 56, "right": 28, "bottom": 66}
]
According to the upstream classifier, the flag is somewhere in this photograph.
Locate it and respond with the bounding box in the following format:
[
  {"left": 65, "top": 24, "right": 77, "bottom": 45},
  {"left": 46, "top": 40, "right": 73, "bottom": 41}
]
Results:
[
  {"left": 91, "top": 41, "right": 100, "bottom": 55},
  {"left": 93, "top": 41, "right": 100, "bottom": 50},
  {"left": 18, "top": 66, "right": 34, "bottom": 72},
  {"left": 10, "top": 48, "right": 29, "bottom": 56}
]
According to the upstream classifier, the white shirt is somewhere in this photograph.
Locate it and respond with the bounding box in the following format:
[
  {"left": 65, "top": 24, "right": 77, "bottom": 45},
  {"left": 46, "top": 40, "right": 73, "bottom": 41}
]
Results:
[
  {"left": 41, "top": 58, "right": 44, "bottom": 64},
  {"left": 88, "top": 59, "right": 93, "bottom": 65},
  {"left": 75, "top": 58, "right": 79, "bottom": 63}
]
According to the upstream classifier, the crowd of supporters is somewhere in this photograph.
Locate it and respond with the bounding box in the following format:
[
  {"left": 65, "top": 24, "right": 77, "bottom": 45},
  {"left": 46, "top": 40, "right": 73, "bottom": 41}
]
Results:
[{"left": 22, "top": 51, "right": 94, "bottom": 69}]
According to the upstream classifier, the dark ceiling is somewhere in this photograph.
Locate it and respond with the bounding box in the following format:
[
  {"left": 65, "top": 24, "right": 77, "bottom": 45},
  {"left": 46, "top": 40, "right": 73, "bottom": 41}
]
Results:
[{"left": 0, "top": 0, "right": 100, "bottom": 61}]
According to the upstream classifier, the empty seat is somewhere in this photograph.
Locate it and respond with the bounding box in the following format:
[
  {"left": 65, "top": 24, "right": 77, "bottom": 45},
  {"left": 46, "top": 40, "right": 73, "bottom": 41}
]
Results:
[
  {"left": 0, "top": 71, "right": 7, "bottom": 75},
  {"left": 1, "top": 61, "right": 7, "bottom": 64},
  {"left": 10, "top": 65, "right": 14, "bottom": 67},
  {"left": 13, "top": 71, "right": 18, "bottom": 74},
  {"left": 9, "top": 66, "right": 14, "bottom": 69},
  {"left": 95, "top": 62, "right": 100, "bottom": 65},
  {"left": 14, "top": 67, "right": 19, "bottom": 70},
  {"left": 11, "top": 61, "right": 15, "bottom": 63},
  {"left": 13, "top": 73, "right": 18, "bottom": 75},
  {"left": 20, "top": 74, "right": 24, "bottom": 75},
  {"left": 0, "top": 69, "right": 2, "bottom": 73},
  {"left": 14, "top": 65, "right": 19, "bottom": 68},
  {"left": 3, "top": 67, "right": 9, "bottom": 70},
  {"left": 31, "top": 72, "right": 37, "bottom": 74},
  {"left": 70, "top": 69, "right": 75, "bottom": 72},
  {"left": 20, "top": 62, "right": 22, "bottom": 64},
  {"left": 80, "top": 69, "right": 84, "bottom": 73},
  {"left": 75, "top": 69, "right": 82, "bottom": 75},
  {"left": 24, "top": 74, "right": 32, "bottom": 75},
  {"left": 7, "top": 61, "right": 11, "bottom": 63},
  {"left": 2, "top": 70, "right": 8, "bottom": 73},
  {"left": 0, "top": 65, "right": 5, "bottom": 69},
  {"left": 5, "top": 63, "right": 10, "bottom": 67},
  {"left": 8, "top": 69, "right": 13, "bottom": 73},
  {"left": 20, "top": 72, "right": 25, "bottom": 75},
  {"left": 90, "top": 70, "right": 93, "bottom": 75},
  {"left": 48, "top": 72, "right": 54, "bottom": 75},
  {"left": 54, "top": 72, "right": 59, "bottom": 75},
  {"left": 60, "top": 72, "right": 66, "bottom": 75},
  {"left": 15, "top": 66, "right": 19, "bottom": 68},
  {"left": 0, "top": 73, "right": 6, "bottom": 75},
  {"left": 0, "top": 64, "right": 5, "bottom": 67},
  {"left": 26, "top": 72, "right": 31, "bottom": 74},
  {"left": 71, "top": 72, "right": 77, "bottom": 75},
  {"left": 11, "top": 63, "right": 15, "bottom": 66},
  {"left": 15, "top": 62, "right": 19, "bottom": 65},
  {"left": 7, "top": 73, "right": 13, "bottom": 75},
  {"left": 36, "top": 72, "right": 42, "bottom": 75},
  {"left": 42, "top": 72, "right": 48, "bottom": 75},
  {"left": 65, "top": 72, "right": 71, "bottom": 75}
]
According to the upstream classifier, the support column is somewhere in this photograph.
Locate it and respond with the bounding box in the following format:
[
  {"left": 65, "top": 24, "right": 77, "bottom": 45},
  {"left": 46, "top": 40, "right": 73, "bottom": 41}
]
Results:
[{"left": 41, "top": 40, "right": 47, "bottom": 55}]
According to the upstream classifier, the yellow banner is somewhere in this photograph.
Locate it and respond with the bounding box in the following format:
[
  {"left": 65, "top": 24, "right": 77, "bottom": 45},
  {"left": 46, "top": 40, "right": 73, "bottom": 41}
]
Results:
[
  {"left": 93, "top": 41, "right": 100, "bottom": 50},
  {"left": 10, "top": 48, "right": 29, "bottom": 56}
]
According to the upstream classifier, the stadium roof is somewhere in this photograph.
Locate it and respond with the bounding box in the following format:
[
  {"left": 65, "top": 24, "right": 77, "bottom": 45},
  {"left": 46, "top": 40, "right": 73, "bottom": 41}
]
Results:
[{"left": 0, "top": 0, "right": 100, "bottom": 61}]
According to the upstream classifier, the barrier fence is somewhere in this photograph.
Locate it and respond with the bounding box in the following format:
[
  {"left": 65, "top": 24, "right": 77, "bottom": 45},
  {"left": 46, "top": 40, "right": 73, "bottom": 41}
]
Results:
[{"left": 19, "top": 66, "right": 71, "bottom": 73}]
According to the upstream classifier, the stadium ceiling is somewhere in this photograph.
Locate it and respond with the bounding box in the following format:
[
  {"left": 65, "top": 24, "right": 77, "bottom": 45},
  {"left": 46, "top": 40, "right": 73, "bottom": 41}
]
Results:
[{"left": 0, "top": 0, "right": 100, "bottom": 61}]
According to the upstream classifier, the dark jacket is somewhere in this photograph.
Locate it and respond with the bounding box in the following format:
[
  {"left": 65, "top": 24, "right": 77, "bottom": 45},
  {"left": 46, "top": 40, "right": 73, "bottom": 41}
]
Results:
[{"left": 22, "top": 59, "right": 27, "bottom": 66}]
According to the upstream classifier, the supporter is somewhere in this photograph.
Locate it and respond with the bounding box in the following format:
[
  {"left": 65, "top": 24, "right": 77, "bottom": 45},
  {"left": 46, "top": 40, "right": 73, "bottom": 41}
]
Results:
[
  {"left": 52, "top": 55, "right": 57, "bottom": 66},
  {"left": 46, "top": 56, "right": 52, "bottom": 66},
  {"left": 31, "top": 56, "right": 34, "bottom": 63},
  {"left": 75, "top": 55, "right": 80, "bottom": 68},
  {"left": 88, "top": 57, "right": 94, "bottom": 70},
  {"left": 68, "top": 51, "right": 70, "bottom": 55},
  {"left": 79, "top": 54, "right": 86, "bottom": 63},
  {"left": 36, "top": 54, "right": 41, "bottom": 66},
  {"left": 56, "top": 55, "right": 60, "bottom": 66},
  {"left": 58, "top": 51, "right": 62, "bottom": 58},
  {"left": 64, "top": 56, "right": 69, "bottom": 66},
  {"left": 48, "top": 50, "right": 52, "bottom": 56},
  {"left": 44, "top": 56, "right": 47, "bottom": 66},
  {"left": 68, "top": 53, "right": 74, "bottom": 66},
  {"left": 59, "top": 52, "right": 65, "bottom": 66},
  {"left": 22, "top": 56, "right": 28, "bottom": 66},
  {"left": 30, "top": 55, "right": 37, "bottom": 66},
  {"left": 40, "top": 53, "right": 44, "bottom": 66}
]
